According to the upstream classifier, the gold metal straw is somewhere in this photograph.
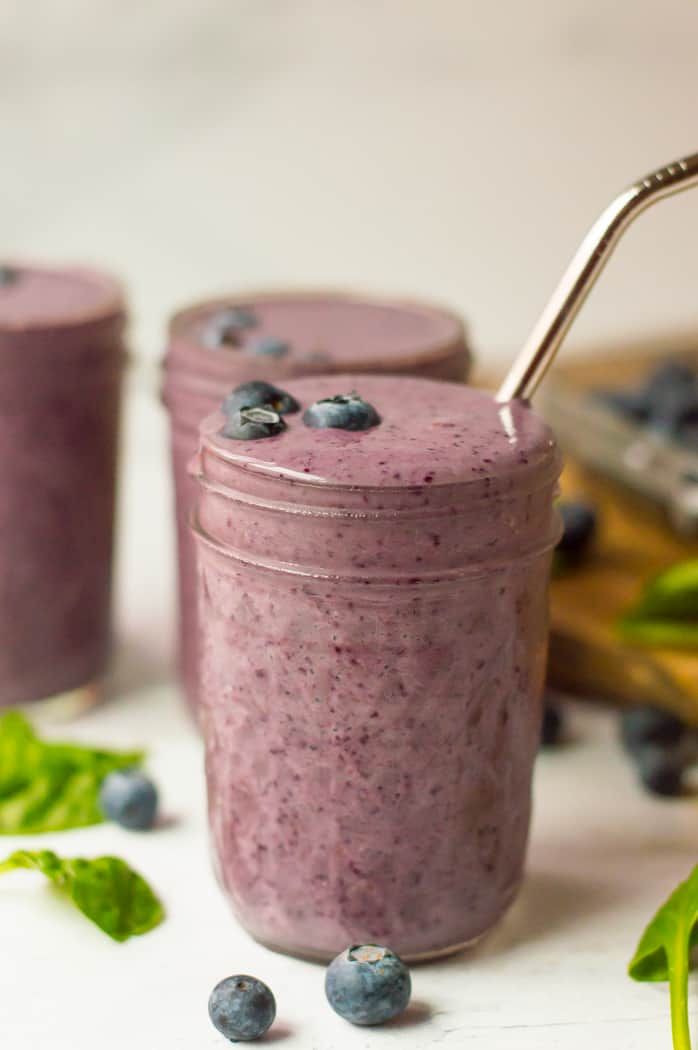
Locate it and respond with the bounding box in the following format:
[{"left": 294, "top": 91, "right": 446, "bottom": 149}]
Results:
[{"left": 496, "top": 152, "right": 698, "bottom": 404}]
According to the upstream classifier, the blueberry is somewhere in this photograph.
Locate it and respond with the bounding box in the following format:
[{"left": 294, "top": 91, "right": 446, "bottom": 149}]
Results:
[
  {"left": 620, "top": 705, "right": 685, "bottom": 754},
  {"left": 99, "top": 770, "right": 158, "bottom": 830},
  {"left": 303, "top": 393, "right": 380, "bottom": 431},
  {"left": 223, "top": 380, "right": 299, "bottom": 417},
  {"left": 541, "top": 704, "right": 563, "bottom": 748},
  {"left": 209, "top": 975, "right": 276, "bottom": 1042},
  {"left": 635, "top": 744, "right": 684, "bottom": 798},
  {"left": 204, "top": 306, "right": 259, "bottom": 348},
  {"left": 247, "top": 335, "right": 290, "bottom": 358},
  {"left": 0, "top": 265, "right": 18, "bottom": 286},
  {"left": 556, "top": 501, "right": 597, "bottom": 558},
  {"left": 222, "top": 405, "right": 287, "bottom": 440},
  {"left": 325, "top": 944, "right": 411, "bottom": 1026},
  {"left": 595, "top": 388, "right": 650, "bottom": 423}
]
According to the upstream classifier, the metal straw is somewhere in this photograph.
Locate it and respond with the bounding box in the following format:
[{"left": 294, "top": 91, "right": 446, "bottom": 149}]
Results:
[{"left": 496, "top": 152, "right": 698, "bottom": 404}]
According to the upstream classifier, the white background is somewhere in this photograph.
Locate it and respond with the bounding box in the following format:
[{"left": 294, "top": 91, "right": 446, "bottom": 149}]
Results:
[{"left": 2, "top": 5, "right": 698, "bottom": 1047}]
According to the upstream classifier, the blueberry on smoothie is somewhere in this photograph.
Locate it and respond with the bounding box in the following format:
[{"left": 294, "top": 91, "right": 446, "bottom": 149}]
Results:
[
  {"left": 222, "top": 405, "right": 287, "bottom": 441},
  {"left": 325, "top": 945, "right": 411, "bottom": 1025},
  {"left": 99, "top": 770, "right": 158, "bottom": 830},
  {"left": 247, "top": 335, "right": 290, "bottom": 358},
  {"left": 303, "top": 393, "right": 380, "bottom": 431},
  {"left": 223, "top": 380, "right": 299, "bottom": 417},
  {"left": 209, "top": 975, "right": 276, "bottom": 1042},
  {"left": 204, "top": 306, "right": 259, "bottom": 348},
  {"left": 0, "top": 265, "right": 18, "bottom": 286}
]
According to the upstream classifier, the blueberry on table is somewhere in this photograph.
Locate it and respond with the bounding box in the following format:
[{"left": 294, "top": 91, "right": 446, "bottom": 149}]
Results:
[
  {"left": 0, "top": 265, "right": 18, "bottom": 286},
  {"left": 325, "top": 944, "right": 411, "bottom": 1026},
  {"left": 540, "top": 704, "right": 563, "bottom": 748},
  {"left": 209, "top": 975, "right": 276, "bottom": 1042},
  {"left": 303, "top": 393, "right": 380, "bottom": 431},
  {"left": 223, "top": 380, "right": 299, "bottom": 416},
  {"left": 99, "top": 770, "right": 158, "bottom": 830},
  {"left": 204, "top": 306, "right": 259, "bottom": 348},
  {"left": 620, "top": 705, "right": 685, "bottom": 754},
  {"left": 247, "top": 335, "right": 290, "bottom": 358},
  {"left": 635, "top": 744, "right": 684, "bottom": 798},
  {"left": 222, "top": 405, "right": 287, "bottom": 440},
  {"left": 556, "top": 501, "right": 597, "bottom": 559}
]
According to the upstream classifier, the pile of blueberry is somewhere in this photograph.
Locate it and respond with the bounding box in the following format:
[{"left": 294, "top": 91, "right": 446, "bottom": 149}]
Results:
[
  {"left": 204, "top": 307, "right": 290, "bottom": 359},
  {"left": 620, "top": 705, "right": 694, "bottom": 797},
  {"left": 220, "top": 380, "right": 381, "bottom": 439},
  {"left": 595, "top": 360, "right": 698, "bottom": 451},
  {"left": 209, "top": 944, "right": 412, "bottom": 1041}
]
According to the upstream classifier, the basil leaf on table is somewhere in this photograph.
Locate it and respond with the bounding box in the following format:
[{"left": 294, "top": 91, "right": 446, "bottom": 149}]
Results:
[
  {"left": 0, "top": 711, "right": 144, "bottom": 834},
  {"left": 629, "top": 865, "right": 698, "bottom": 1050},
  {"left": 0, "top": 849, "right": 164, "bottom": 941},
  {"left": 619, "top": 560, "right": 698, "bottom": 650}
]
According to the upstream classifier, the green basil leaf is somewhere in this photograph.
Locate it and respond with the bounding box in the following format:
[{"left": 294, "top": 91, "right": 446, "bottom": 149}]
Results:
[
  {"left": 0, "top": 849, "right": 164, "bottom": 941},
  {"left": 629, "top": 865, "right": 698, "bottom": 1050},
  {"left": 0, "top": 712, "right": 144, "bottom": 834}
]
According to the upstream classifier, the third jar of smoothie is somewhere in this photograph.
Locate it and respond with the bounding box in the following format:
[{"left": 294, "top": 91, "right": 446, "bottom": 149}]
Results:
[
  {"left": 192, "top": 374, "right": 561, "bottom": 960},
  {"left": 162, "top": 291, "right": 471, "bottom": 714}
]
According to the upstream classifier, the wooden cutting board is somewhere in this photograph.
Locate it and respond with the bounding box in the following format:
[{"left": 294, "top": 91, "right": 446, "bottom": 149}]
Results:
[{"left": 534, "top": 337, "right": 698, "bottom": 723}]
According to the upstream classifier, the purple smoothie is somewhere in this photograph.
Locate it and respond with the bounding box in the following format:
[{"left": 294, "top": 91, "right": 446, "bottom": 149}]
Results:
[
  {"left": 192, "top": 375, "right": 561, "bottom": 960},
  {"left": 0, "top": 263, "right": 125, "bottom": 708},
  {"left": 162, "top": 292, "right": 471, "bottom": 714}
]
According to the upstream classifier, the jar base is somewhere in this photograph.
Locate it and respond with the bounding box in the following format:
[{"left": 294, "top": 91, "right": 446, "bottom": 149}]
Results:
[
  {"left": 250, "top": 929, "right": 487, "bottom": 966},
  {"left": 16, "top": 677, "right": 103, "bottom": 721}
]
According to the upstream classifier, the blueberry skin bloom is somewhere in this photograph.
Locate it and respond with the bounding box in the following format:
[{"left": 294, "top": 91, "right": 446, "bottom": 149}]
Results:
[
  {"left": 204, "top": 306, "right": 259, "bottom": 347},
  {"left": 209, "top": 975, "right": 276, "bottom": 1042},
  {"left": 303, "top": 393, "right": 380, "bottom": 431},
  {"left": 99, "top": 770, "right": 158, "bottom": 830},
  {"left": 325, "top": 945, "right": 411, "bottom": 1025},
  {"left": 222, "top": 406, "right": 287, "bottom": 441},
  {"left": 223, "top": 380, "right": 299, "bottom": 417}
]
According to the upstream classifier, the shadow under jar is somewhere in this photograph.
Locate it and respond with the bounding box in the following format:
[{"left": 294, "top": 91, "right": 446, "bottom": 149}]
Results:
[
  {"left": 162, "top": 291, "right": 471, "bottom": 717},
  {"left": 192, "top": 375, "right": 561, "bottom": 961},
  {"left": 0, "top": 263, "right": 126, "bottom": 713}
]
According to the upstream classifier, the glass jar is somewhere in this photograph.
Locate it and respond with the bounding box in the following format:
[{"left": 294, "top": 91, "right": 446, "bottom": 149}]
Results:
[
  {"left": 0, "top": 263, "right": 126, "bottom": 714},
  {"left": 192, "top": 374, "right": 559, "bottom": 961},
  {"left": 162, "top": 291, "right": 471, "bottom": 716}
]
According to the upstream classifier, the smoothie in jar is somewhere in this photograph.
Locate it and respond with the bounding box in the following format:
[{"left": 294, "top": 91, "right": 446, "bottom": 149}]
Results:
[
  {"left": 162, "top": 292, "right": 471, "bottom": 714},
  {"left": 0, "top": 263, "right": 125, "bottom": 711},
  {"left": 192, "top": 374, "right": 561, "bottom": 960}
]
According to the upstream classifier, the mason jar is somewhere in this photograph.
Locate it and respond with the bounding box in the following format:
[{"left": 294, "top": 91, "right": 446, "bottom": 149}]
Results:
[
  {"left": 162, "top": 291, "right": 471, "bottom": 715},
  {"left": 0, "top": 263, "right": 126, "bottom": 714},
  {"left": 192, "top": 374, "right": 560, "bottom": 961}
]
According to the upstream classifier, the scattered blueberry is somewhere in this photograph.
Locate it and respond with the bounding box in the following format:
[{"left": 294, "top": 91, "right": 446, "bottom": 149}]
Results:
[
  {"left": 222, "top": 405, "right": 287, "bottom": 440},
  {"left": 209, "top": 975, "right": 276, "bottom": 1042},
  {"left": 596, "top": 361, "right": 698, "bottom": 451},
  {"left": 99, "top": 770, "right": 158, "bottom": 830},
  {"left": 541, "top": 704, "right": 563, "bottom": 748},
  {"left": 247, "top": 335, "right": 290, "bottom": 358},
  {"left": 635, "top": 744, "right": 684, "bottom": 798},
  {"left": 223, "top": 380, "right": 299, "bottom": 417},
  {"left": 620, "top": 705, "right": 685, "bottom": 754},
  {"left": 204, "top": 306, "right": 259, "bottom": 348},
  {"left": 0, "top": 265, "right": 18, "bottom": 286},
  {"left": 325, "top": 944, "right": 411, "bottom": 1026},
  {"left": 303, "top": 393, "right": 380, "bottom": 431},
  {"left": 556, "top": 501, "right": 597, "bottom": 559}
]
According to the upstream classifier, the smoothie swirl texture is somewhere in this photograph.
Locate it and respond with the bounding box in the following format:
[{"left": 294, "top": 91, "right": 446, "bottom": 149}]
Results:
[{"left": 194, "top": 375, "right": 562, "bottom": 959}]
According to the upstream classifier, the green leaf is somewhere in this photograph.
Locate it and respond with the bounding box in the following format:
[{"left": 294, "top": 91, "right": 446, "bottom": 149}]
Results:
[
  {"left": 629, "top": 865, "right": 698, "bottom": 1050},
  {"left": 620, "top": 560, "right": 698, "bottom": 650},
  {"left": 0, "top": 849, "right": 164, "bottom": 941},
  {"left": 0, "top": 711, "right": 144, "bottom": 834}
]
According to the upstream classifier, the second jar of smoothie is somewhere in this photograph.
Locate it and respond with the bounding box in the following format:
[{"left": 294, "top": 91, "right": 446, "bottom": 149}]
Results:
[
  {"left": 162, "top": 291, "right": 471, "bottom": 715},
  {"left": 192, "top": 374, "right": 561, "bottom": 960}
]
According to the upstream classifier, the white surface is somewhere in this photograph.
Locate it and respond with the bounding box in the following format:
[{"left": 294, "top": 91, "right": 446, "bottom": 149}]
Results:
[
  {"left": 0, "top": 390, "right": 693, "bottom": 1050},
  {"left": 2, "top": 1, "right": 698, "bottom": 365}
]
